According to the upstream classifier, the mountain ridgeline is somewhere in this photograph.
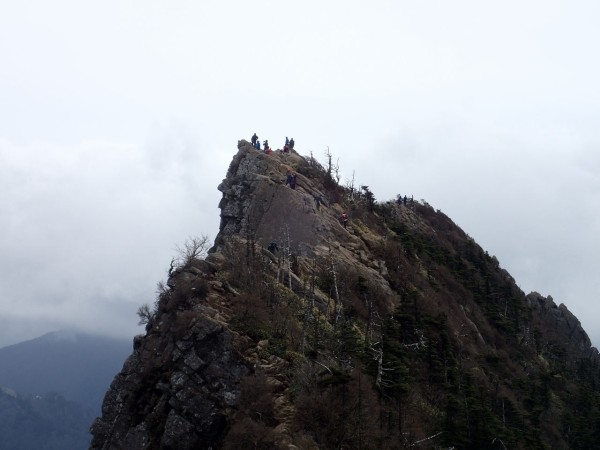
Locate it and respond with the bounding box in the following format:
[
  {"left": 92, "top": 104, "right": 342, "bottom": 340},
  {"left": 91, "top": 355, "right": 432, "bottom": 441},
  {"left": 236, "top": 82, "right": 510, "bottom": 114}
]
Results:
[
  {"left": 0, "top": 331, "right": 131, "bottom": 449},
  {"left": 0, "top": 330, "right": 132, "bottom": 414},
  {"left": 91, "top": 140, "right": 600, "bottom": 449}
]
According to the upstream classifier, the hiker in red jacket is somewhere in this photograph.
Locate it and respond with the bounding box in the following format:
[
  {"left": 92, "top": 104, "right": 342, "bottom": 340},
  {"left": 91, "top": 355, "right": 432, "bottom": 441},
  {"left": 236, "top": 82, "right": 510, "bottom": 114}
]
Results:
[{"left": 341, "top": 212, "right": 348, "bottom": 229}]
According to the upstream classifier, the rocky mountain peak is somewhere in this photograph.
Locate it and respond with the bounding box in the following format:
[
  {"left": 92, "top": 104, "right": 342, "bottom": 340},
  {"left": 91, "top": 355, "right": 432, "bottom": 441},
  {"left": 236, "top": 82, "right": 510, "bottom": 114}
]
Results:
[
  {"left": 527, "top": 291, "right": 599, "bottom": 360},
  {"left": 91, "top": 139, "right": 600, "bottom": 450},
  {"left": 215, "top": 140, "right": 349, "bottom": 252}
]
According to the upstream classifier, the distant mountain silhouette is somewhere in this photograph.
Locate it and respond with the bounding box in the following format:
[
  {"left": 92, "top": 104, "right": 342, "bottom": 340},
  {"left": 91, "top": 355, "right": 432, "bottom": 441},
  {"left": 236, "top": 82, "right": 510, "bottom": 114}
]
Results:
[
  {"left": 0, "top": 387, "right": 95, "bottom": 450},
  {"left": 0, "top": 330, "right": 131, "bottom": 414}
]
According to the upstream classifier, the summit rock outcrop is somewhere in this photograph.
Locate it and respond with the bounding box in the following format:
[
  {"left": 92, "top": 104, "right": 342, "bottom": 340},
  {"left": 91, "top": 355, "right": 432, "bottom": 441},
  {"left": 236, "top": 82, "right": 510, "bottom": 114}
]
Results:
[{"left": 91, "top": 140, "right": 600, "bottom": 450}]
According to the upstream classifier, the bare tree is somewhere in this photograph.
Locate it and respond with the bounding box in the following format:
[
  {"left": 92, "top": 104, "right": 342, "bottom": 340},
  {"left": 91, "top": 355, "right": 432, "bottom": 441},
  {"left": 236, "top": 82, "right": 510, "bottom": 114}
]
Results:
[
  {"left": 324, "top": 147, "right": 339, "bottom": 187},
  {"left": 345, "top": 170, "right": 356, "bottom": 200},
  {"left": 301, "top": 256, "right": 318, "bottom": 355},
  {"left": 137, "top": 303, "right": 153, "bottom": 325},
  {"left": 328, "top": 246, "right": 342, "bottom": 325},
  {"left": 334, "top": 157, "right": 341, "bottom": 185},
  {"left": 174, "top": 234, "right": 210, "bottom": 269},
  {"left": 283, "top": 225, "right": 293, "bottom": 291},
  {"left": 325, "top": 146, "right": 333, "bottom": 181}
]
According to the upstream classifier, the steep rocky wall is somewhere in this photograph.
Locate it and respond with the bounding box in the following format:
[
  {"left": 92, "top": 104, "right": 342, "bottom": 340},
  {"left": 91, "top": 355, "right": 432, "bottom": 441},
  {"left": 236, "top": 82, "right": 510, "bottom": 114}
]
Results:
[
  {"left": 527, "top": 291, "right": 599, "bottom": 361},
  {"left": 90, "top": 298, "right": 249, "bottom": 450},
  {"left": 215, "top": 140, "right": 349, "bottom": 254}
]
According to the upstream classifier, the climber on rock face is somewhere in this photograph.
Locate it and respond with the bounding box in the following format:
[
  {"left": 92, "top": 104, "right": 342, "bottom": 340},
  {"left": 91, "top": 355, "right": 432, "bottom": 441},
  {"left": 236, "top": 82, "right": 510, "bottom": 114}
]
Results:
[
  {"left": 341, "top": 212, "right": 348, "bottom": 229},
  {"left": 314, "top": 194, "right": 322, "bottom": 210}
]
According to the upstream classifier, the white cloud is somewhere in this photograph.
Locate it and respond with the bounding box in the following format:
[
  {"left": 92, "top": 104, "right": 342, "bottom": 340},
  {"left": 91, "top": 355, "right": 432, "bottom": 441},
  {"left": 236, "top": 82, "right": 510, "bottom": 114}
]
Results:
[
  {"left": 1, "top": 0, "right": 600, "bottom": 346},
  {"left": 0, "top": 128, "right": 223, "bottom": 346}
]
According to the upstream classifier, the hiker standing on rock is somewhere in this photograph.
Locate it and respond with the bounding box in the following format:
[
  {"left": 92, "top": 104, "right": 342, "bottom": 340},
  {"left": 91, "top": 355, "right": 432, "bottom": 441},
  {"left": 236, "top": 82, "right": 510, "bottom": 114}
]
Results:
[
  {"left": 289, "top": 138, "right": 295, "bottom": 149},
  {"left": 251, "top": 133, "right": 258, "bottom": 146},
  {"left": 341, "top": 212, "right": 348, "bottom": 229},
  {"left": 314, "top": 194, "right": 322, "bottom": 211}
]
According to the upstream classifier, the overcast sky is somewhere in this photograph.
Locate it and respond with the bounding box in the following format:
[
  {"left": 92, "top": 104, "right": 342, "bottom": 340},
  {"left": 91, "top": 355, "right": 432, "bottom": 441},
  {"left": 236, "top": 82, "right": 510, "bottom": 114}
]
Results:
[{"left": 1, "top": 0, "right": 600, "bottom": 348}]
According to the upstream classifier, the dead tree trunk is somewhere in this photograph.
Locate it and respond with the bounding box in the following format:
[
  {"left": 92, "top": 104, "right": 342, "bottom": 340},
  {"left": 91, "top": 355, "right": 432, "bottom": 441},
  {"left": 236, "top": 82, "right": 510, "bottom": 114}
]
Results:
[
  {"left": 329, "top": 246, "right": 341, "bottom": 325},
  {"left": 285, "top": 225, "right": 292, "bottom": 291}
]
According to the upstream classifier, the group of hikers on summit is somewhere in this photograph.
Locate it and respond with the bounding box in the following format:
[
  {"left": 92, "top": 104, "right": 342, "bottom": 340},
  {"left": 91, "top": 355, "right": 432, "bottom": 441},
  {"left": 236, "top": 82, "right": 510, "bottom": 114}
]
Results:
[
  {"left": 249, "top": 132, "right": 353, "bottom": 245},
  {"left": 251, "top": 133, "right": 294, "bottom": 154},
  {"left": 249, "top": 133, "right": 416, "bottom": 238},
  {"left": 397, "top": 194, "right": 414, "bottom": 207}
]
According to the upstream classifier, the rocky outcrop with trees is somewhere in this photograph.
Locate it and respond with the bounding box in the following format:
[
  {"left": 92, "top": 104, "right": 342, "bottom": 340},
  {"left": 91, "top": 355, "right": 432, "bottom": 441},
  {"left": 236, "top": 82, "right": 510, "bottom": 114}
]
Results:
[{"left": 91, "top": 140, "right": 600, "bottom": 450}]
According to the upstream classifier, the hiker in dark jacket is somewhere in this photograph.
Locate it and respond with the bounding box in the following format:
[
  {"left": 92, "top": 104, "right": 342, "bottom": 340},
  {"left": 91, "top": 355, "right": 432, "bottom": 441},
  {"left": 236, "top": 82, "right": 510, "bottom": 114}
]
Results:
[
  {"left": 289, "top": 138, "right": 295, "bottom": 149},
  {"left": 314, "top": 194, "right": 322, "bottom": 210},
  {"left": 251, "top": 133, "right": 258, "bottom": 146}
]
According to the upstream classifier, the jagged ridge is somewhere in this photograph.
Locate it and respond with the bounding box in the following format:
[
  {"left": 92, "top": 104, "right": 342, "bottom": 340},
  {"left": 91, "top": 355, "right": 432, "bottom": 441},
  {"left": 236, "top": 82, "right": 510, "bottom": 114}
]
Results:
[{"left": 91, "top": 140, "right": 600, "bottom": 450}]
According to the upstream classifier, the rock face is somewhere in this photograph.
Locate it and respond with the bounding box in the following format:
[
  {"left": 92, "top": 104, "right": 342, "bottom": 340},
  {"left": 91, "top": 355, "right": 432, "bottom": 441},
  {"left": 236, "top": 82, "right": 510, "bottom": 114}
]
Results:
[
  {"left": 91, "top": 304, "right": 249, "bottom": 450},
  {"left": 91, "top": 140, "right": 600, "bottom": 450},
  {"left": 215, "top": 140, "right": 348, "bottom": 254},
  {"left": 527, "top": 292, "right": 599, "bottom": 360}
]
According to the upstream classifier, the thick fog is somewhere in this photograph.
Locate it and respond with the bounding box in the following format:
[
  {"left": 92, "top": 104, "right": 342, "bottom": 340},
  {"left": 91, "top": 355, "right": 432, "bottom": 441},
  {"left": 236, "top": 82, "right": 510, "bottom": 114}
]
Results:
[{"left": 2, "top": 0, "right": 600, "bottom": 347}]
